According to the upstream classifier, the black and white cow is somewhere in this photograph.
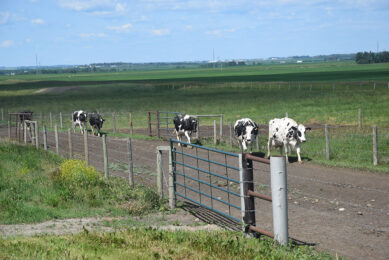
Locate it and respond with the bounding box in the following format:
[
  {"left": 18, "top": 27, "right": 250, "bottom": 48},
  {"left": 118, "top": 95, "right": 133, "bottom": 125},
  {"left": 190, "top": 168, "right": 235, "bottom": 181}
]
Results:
[
  {"left": 267, "top": 117, "right": 311, "bottom": 164},
  {"left": 173, "top": 114, "right": 198, "bottom": 146},
  {"left": 234, "top": 118, "right": 259, "bottom": 152},
  {"left": 89, "top": 113, "right": 105, "bottom": 136},
  {"left": 72, "top": 110, "right": 88, "bottom": 134}
]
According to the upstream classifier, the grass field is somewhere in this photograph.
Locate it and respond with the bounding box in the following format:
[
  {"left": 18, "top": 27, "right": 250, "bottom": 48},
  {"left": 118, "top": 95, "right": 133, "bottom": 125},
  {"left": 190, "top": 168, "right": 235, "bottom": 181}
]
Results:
[{"left": 1, "top": 61, "right": 389, "bottom": 172}]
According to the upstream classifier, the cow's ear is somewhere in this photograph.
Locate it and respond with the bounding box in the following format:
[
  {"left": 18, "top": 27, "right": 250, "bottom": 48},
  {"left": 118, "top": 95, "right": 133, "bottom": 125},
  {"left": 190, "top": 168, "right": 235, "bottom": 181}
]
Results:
[
  {"left": 291, "top": 126, "right": 297, "bottom": 131},
  {"left": 306, "top": 127, "right": 311, "bottom": 132}
]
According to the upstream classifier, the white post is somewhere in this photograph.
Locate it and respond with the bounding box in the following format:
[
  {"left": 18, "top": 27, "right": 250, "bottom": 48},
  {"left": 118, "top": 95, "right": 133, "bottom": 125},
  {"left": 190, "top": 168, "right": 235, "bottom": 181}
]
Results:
[
  {"left": 213, "top": 120, "right": 217, "bottom": 145},
  {"left": 219, "top": 115, "right": 223, "bottom": 139},
  {"left": 270, "top": 156, "right": 288, "bottom": 246},
  {"left": 54, "top": 125, "right": 59, "bottom": 154},
  {"left": 168, "top": 145, "right": 176, "bottom": 209},
  {"left": 238, "top": 154, "right": 246, "bottom": 228}
]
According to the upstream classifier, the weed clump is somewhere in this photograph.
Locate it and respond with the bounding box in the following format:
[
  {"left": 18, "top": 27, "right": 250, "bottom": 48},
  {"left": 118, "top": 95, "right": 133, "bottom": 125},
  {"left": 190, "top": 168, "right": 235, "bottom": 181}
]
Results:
[{"left": 55, "top": 159, "right": 103, "bottom": 187}]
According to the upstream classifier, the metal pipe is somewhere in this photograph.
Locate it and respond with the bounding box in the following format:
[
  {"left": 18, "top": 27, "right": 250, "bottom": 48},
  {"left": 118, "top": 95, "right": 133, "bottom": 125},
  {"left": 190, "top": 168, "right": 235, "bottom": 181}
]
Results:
[
  {"left": 248, "top": 190, "right": 272, "bottom": 202},
  {"left": 249, "top": 225, "right": 274, "bottom": 238},
  {"left": 270, "top": 156, "right": 288, "bottom": 246},
  {"left": 245, "top": 153, "right": 270, "bottom": 164}
]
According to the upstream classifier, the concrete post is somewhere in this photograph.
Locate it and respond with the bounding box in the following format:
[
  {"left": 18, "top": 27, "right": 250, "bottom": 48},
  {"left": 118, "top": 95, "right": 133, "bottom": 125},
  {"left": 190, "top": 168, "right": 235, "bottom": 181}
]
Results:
[
  {"left": 213, "top": 120, "right": 217, "bottom": 145},
  {"left": 157, "top": 149, "right": 163, "bottom": 197},
  {"left": 270, "top": 156, "right": 288, "bottom": 246},
  {"left": 168, "top": 144, "right": 176, "bottom": 209}
]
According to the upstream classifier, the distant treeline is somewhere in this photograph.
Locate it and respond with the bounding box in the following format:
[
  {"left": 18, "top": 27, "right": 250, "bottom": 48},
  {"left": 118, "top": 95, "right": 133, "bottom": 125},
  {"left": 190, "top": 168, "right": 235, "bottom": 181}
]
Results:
[{"left": 355, "top": 51, "right": 389, "bottom": 64}]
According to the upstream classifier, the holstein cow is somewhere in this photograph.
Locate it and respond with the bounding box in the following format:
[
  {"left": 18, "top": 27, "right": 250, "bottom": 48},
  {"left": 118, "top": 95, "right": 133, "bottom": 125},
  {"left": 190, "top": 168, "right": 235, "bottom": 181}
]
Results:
[
  {"left": 267, "top": 117, "right": 311, "bottom": 164},
  {"left": 173, "top": 114, "right": 198, "bottom": 146},
  {"left": 19, "top": 110, "right": 34, "bottom": 138},
  {"left": 234, "top": 118, "right": 259, "bottom": 152},
  {"left": 89, "top": 113, "right": 105, "bottom": 136},
  {"left": 72, "top": 110, "right": 88, "bottom": 134}
]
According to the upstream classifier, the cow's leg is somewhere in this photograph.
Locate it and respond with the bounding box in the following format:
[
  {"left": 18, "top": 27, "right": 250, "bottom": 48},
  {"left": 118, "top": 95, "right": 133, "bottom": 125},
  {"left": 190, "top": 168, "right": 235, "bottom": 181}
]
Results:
[
  {"left": 242, "top": 141, "right": 247, "bottom": 152},
  {"left": 296, "top": 144, "right": 302, "bottom": 164},
  {"left": 185, "top": 131, "right": 193, "bottom": 148},
  {"left": 176, "top": 132, "right": 181, "bottom": 147},
  {"left": 284, "top": 143, "right": 289, "bottom": 163},
  {"left": 267, "top": 138, "right": 271, "bottom": 158},
  {"left": 72, "top": 122, "right": 76, "bottom": 133}
]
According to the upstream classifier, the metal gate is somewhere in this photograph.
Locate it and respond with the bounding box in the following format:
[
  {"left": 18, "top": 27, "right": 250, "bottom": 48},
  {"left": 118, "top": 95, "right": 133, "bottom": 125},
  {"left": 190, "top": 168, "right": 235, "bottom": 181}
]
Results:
[
  {"left": 170, "top": 138, "right": 242, "bottom": 225},
  {"left": 157, "top": 111, "right": 184, "bottom": 138},
  {"left": 169, "top": 138, "right": 288, "bottom": 243}
]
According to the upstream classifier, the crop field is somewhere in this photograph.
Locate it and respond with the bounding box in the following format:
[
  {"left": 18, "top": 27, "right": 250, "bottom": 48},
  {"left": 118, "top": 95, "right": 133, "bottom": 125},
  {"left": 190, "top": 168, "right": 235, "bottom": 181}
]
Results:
[{"left": 1, "top": 61, "right": 389, "bottom": 172}]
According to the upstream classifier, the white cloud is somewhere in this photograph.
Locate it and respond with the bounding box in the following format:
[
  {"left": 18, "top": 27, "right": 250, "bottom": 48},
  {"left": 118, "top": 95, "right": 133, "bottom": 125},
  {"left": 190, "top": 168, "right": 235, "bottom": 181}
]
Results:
[
  {"left": 107, "top": 23, "right": 132, "bottom": 32},
  {"left": 0, "top": 12, "right": 10, "bottom": 25},
  {"left": 1, "top": 40, "right": 13, "bottom": 47},
  {"left": 78, "top": 32, "right": 107, "bottom": 38},
  {"left": 31, "top": 18, "right": 45, "bottom": 25},
  {"left": 151, "top": 28, "right": 170, "bottom": 36},
  {"left": 58, "top": 0, "right": 127, "bottom": 15}
]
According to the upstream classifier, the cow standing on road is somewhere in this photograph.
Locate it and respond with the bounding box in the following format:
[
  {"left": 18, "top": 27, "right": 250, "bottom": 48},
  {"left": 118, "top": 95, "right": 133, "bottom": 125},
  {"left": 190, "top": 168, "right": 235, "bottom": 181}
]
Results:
[
  {"left": 267, "top": 117, "right": 311, "bottom": 164},
  {"left": 173, "top": 114, "right": 198, "bottom": 146},
  {"left": 89, "top": 113, "right": 105, "bottom": 136},
  {"left": 234, "top": 118, "right": 259, "bottom": 152},
  {"left": 72, "top": 110, "right": 88, "bottom": 134}
]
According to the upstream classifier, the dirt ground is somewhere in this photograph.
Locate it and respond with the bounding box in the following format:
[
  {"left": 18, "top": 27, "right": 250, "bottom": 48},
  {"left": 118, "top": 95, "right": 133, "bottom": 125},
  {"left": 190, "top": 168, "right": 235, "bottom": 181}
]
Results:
[
  {"left": 1, "top": 124, "right": 388, "bottom": 260},
  {"left": 0, "top": 209, "right": 220, "bottom": 238}
]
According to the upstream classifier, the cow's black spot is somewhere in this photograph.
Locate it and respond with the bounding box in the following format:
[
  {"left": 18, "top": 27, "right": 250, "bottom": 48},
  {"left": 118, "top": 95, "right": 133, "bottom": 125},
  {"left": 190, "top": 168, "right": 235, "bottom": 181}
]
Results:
[
  {"left": 276, "top": 128, "right": 278, "bottom": 131},
  {"left": 287, "top": 123, "right": 290, "bottom": 126}
]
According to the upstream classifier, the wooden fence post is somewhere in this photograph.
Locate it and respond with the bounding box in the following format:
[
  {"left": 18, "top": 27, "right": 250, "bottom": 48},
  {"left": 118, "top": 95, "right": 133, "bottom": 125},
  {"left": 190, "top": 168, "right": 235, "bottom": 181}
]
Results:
[
  {"left": 213, "top": 120, "right": 217, "bottom": 145},
  {"left": 196, "top": 116, "right": 199, "bottom": 140},
  {"left": 129, "top": 112, "right": 133, "bottom": 135},
  {"left": 35, "top": 122, "right": 39, "bottom": 149},
  {"left": 127, "top": 138, "right": 134, "bottom": 188},
  {"left": 84, "top": 131, "right": 89, "bottom": 166},
  {"left": 239, "top": 154, "right": 256, "bottom": 232},
  {"left": 358, "top": 108, "right": 362, "bottom": 129},
  {"left": 148, "top": 111, "right": 152, "bottom": 136},
  {"left": 157, "top": 149, "right": 163, "bottom": 197},
  {"left": 229, "top": 122, "right": 233, "bottom": 147},
  {"left": 220, "top": 114, "right": 223, "bottom": 139},
  {"left": 24, "top": 122, "right": 27, "bottom": 144},
  {"left": 68, "top": 128, "right": 73, "bottom": 158},
  {"left": 325, "top": 124, "right": 330, "bottom": 160},
  {"left": 373, "top": 126, "right": 378, "bottom": 166},
  {"left": 169, "top": 145, "right": 176, "bottom": 209},
  {"left": 43, "top": 125, "right": 48, "bottom": 150},
  {"left": 8, "top": 120, "right": 10, "bottom": 138},
  {"left": 102, "top": 135, "right": 109, "bottom": 178},
  {"left": 156, "top": 111, "right": 160, "bottom": 138},
  {"left": 112, "top": 112, "right": 116, "bottom": 133},
  {"left": 54, "top": 125, "right": 59, "bottom": 154},
  {"left": 60, "top": 112, "right": 63, "bottom": 129}
]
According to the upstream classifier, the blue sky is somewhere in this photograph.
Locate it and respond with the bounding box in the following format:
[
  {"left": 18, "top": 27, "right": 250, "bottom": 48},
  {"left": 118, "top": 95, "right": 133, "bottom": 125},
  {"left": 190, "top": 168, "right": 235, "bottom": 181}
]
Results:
[{"left": 1, "top": 0, "right": 389, "bottom": 67}]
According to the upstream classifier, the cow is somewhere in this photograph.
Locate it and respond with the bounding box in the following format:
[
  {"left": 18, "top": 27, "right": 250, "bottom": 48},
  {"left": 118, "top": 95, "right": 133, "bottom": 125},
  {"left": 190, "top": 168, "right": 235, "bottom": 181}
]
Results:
[
  {"left": 173, "top": 114, "right": 198, "bottom": 146},
  {"left": 267, "top": 117, "right": 311, "bottom": 164},
  {"left": 234, "top": 118, "right": 259, "bottom": 152},
  {"left": 89, "top": 113, "right": 104, "bottom": 136},
  {"left": 72, "top": 110, "right": 88, "bottom": 134},
  {"left": 19, "top": 110, "right": 33, "bottom": 127}
]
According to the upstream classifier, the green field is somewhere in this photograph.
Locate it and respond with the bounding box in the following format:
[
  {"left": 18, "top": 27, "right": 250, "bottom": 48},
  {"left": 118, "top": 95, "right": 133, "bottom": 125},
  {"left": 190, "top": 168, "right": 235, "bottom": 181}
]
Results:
[{"left": 1, "top": 61, "right": 389, "bottom": 172}]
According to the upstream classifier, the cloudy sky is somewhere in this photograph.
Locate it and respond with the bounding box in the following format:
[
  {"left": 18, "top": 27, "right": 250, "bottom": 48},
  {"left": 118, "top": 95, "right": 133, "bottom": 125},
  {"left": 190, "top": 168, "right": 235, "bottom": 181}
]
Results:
[{"left": 1, "top": 0, "right": 388, "bottom": 67}]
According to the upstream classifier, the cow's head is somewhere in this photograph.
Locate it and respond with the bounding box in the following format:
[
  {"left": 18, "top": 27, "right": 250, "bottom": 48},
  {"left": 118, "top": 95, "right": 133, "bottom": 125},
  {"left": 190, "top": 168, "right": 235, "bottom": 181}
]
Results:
[
  {"left": 292, "top": 124, "right": 311, "bottom": 143},
  {"left": 99, "top": 116, "right": 105, "bottom": 128},
  {"left": 79, "top": 112, "right": 87, "bottom": 122},
  {"left": 236, "top": 121, "right": 259, "bottom": 144},
  {"left": 190, "top": 117, "right": 198, "bottom": 132}
]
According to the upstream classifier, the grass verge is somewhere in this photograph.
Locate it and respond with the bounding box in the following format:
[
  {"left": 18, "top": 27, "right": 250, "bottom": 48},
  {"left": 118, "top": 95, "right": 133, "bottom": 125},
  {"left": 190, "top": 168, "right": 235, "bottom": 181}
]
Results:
[
  {"left": 0, "top": 140, "right": 162, "bottom": 224},
  {"left": 0, "top": 228, "right": 335, "bottom": 259}
]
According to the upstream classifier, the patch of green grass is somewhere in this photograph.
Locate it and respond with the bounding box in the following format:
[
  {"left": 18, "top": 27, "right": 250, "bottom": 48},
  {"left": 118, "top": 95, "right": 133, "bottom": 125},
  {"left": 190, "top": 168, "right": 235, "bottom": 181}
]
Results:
[
  {"left": 0, "top": 140, "right": 162, "bottom": 224},
  {"left": 0, "top": 228, "right": 335, "bottom": 259}
]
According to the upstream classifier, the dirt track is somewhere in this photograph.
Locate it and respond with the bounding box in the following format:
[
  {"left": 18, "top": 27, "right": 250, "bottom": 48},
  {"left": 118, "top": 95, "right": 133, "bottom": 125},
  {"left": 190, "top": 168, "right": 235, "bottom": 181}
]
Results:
[{"left": 1, "top": 124, "right": 388, "bottom": 260}]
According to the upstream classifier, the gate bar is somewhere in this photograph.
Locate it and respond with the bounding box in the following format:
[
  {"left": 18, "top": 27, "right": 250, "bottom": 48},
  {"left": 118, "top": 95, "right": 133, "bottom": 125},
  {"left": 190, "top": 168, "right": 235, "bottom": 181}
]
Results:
[
  {"left": 245, "top": 153, "right": 270, "bottom": 164},
  {"left": 248, "top": 190, "right": 272, "bottom": 202}
]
